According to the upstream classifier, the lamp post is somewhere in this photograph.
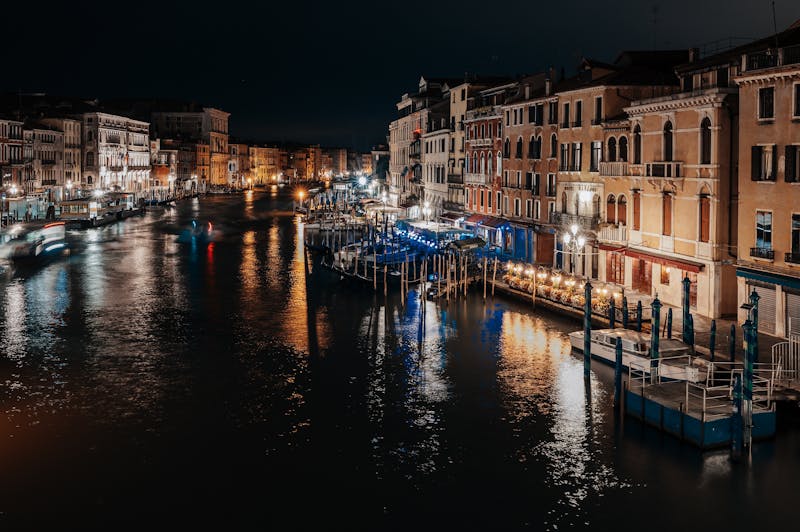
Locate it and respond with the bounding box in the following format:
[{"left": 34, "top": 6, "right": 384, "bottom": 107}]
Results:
[{"left": 562, "top": 223, "right": 586, "bottom": 276}]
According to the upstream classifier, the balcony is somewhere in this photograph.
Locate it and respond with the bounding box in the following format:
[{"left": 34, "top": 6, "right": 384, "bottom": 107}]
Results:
[
  {"left": 750, "top": 247, "right": 774, "bottom": 260},
  {"left": 646, "top": 161, "right": 682, "bottom": 178},
  {"left": 599, "top": 161, "right": 628, "bottom": 177},
  {"left": 549, "top": 211, "right": 599, "bottom": 231},
  {"left": 465, "top": 172, "right": 490, "bottom": 185},
  {"left": 41, "top": 179, "right": 58, "bottom": 186},
  {"left": 447, "top": 174, "right": 463, "bottom": 185},
  {"left": 41, "top": 159, "right": 56, "bottom": 165},
  {"left": 597, "top": 224, "right": 627, "bottom": 243},
  {"left": 743, "top": 44, "right": 800, "bottom": 72},
  {"left": 469, "top": 138, "right": 492, "bottom": 148},
  {"left": 785, "top": 252, "right": 800, "bottom": 264}
]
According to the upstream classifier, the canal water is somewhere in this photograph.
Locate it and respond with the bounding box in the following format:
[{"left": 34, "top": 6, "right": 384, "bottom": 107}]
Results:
[{"left": 0, "top": 189, "right": 797, "bottom": 529}]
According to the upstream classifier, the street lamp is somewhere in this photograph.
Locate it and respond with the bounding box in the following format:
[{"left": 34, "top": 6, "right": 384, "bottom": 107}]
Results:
[{"left": 562, "top": 223, "right": 586, "bottom": 275}]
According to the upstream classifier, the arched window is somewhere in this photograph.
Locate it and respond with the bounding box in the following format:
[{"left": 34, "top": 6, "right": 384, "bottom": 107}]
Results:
[
  {"left": 503, "top": 138, "right": 510, "bottom": 158},
  {"left": 496, "top": 151, "right": 502, "bottom": 175},
  {"left": 86, "top": 151, "right": 94, "bottom": 167},
  {"left": 465, "top": 154, "right": 470, "bottom": 173},
  {"left": 632, "top": 190, "right": 640, "bottom": 230},
  {"left": 515, "top": 137, "right": 523, "bottom": 159},
  {"left": 619, "top": 136, "right": 628, "bottom": 162},
  {"left": 607, "top": 137, "right": 617, "bottom": 162},
  {"left": 700, "top": 117, "right": 712, "bottom": 165},
  {"left": 699, "top": 186, "right": 711, "bottom": 243},
  {"left": 487, "top": 152, "right": 493, "bottom": 175},
  {"left": 593, "top": 194, "right": 601, "bottom": 219},
  {"left": 633, "top": 125, "right": 641, "bottom": 164},
  {"left": 480, "top": 152, "right": 486, "bottom": 174},
  {"left": 528, "top": 136, "right": 536, "bottom": 159},
  {"left": 618, "top": 195, "right": 627, "bottom": 226},
  {"left": 536, "top": 136, "right": 542, "bottom": 159},
  {"left": 606, "top": 194, "right": 616, "bottom": 223},
  {"left": 561, "top": 191, "right": 567, "bottom": 213},
  {"left": 663, "top": 121, "right": 674, "bottom": 162},
  {"left": 550, "top": 134, "right": 558, "bottom": 158},
  {"left": 87, "top": 130, "right": 93, "bottom": 142}
]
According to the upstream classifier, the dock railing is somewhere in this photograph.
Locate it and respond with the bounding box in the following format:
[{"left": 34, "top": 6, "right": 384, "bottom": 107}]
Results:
[{"left": 771, "top": 335, "right": 800, "bottom": 389}]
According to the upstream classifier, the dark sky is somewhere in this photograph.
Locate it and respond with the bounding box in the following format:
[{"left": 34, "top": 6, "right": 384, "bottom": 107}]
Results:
[{"left": 5, "top": 0, "right": 800, "bottom": 151}]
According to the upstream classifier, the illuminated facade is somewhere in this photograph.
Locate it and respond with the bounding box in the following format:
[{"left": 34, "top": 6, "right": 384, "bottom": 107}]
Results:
[{"left": 81, "top": 112, "right": 150, "bottom": 192}]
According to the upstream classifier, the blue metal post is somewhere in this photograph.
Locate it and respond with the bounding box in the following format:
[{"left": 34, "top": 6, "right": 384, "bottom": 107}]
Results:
[
  {"left": 682, "top": 276, "right": 691, "bottom": 345},
  {"left": 729, "top": 324, "right": 736, "bottom": 362},
  {"left": 710, "top": 319, "right": 717, "bottom": 363},
  {"left": 731, "top": 373, "right": 743, "bottom": 462},
  {"left": 614, "top": 337, "right": 623, "bottom": 408},
  {"left": 687, "top": 313, "right": 695, "bottom": 352},
  {"left": 666, "top": 307, "right": 673, "bottom": 339},
  {"left": 584, "top": 281, "right": 592, "bottom": 378},
  {"left": 622, "top": 296, "right": 629, "bottom": 330},
  {"left": 742, "top": 319, "right": 755, "bottom": 450},
  {"left": 650, "top": 297, "right": 662, "bottom": 384},
  {"left": 609, "top": 297, "right": 616, "bottom": 329},
  {"left": 636, "top": 300, "right": 643, "bottom": 332}
]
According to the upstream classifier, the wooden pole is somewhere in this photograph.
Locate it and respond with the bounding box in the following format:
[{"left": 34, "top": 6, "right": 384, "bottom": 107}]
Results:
[
  {"left": 483, "top": 256, "right": 487, "bottom": 300},
  {"left": 492, "top": 257, "right": 498, "bottom": 296},
  {"left": 383, "top": 263, "right": 387, "bottom": 296}
]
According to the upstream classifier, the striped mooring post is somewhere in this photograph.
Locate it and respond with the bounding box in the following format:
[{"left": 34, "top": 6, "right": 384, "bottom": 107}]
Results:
[
  {"left": 622, "top": 296, "right": 629, "bottom": 330},
  {"left": 666, "top": 307, "right": 673, "bottom": 339},
  {"left": 730, "top": 324, "right": 737, "bottom": 362},
  {"left": 650, "top": 297, "right": 662, "bottom": 384},
  {"left": 609, "top": 297, "right": 616, "bottom": 329},
  {"left": 614, "top": 337, "right": 623, "bottom": 408},
  {"left": 710, "top": 319, "right": 717, "bottom": 363},
  {"left": 636, "top": 300, "right": 643, "bottom": 332},
  {"left": 584, "top": 281, "right": 592, "bottom": 378},
  {"left": 731, "top": 372, "right": 743, "bottom": 462}
]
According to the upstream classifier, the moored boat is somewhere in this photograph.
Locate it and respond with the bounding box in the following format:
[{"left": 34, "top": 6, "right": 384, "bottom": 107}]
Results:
[
  {"left": 0, "top": 221, "right": 68, "bottom": 264},
  {"left": 568, "top": 328, "right": 707, "bottom": 383}
]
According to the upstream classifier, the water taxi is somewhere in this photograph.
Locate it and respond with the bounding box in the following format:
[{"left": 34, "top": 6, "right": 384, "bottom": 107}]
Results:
[
  {"left": 0, "top": 221, "right": 68, "bottom": 264},
  {"left": 568, "top": 328, "right": 707, "bottom": 383}
]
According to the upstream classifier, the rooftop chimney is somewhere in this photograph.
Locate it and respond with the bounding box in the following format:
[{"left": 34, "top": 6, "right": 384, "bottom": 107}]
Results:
[
  {"left": 688, "top": 47, "right": 699, "bottom": 63},
  {"left": 545, "top": 78, "right": 552, "bottom": 96},
  {"left": 524, "top": 84, "right": 530, "bottom": 99}
]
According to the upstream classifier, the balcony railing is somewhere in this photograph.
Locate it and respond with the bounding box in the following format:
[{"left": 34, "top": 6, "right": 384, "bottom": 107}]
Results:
[
  {"left": 468, "top": 138, "right": 493, "bottom": 148},
  {"left": 597, "top": 224, "right": 627, "bottom": 243},
  {"left": 549, "top": 211, "right": 599, "bottom": 231},
  {"left": 465, "top": 172, "right": 490, "bottom": 185},
  {"left": 750, "top": 247, "right": 774, "bottom": 260},
  {"left": 447, "top": 174, "right": 463, "bottom": 184},
  {"left": 41, "top": 179, "right": 58, "bottom": 186},
  {"left": 599, "top": 161, "right": 628, "bottom": 177},
  {"left": 743, "top": 44, "right": 800, "bottom": 72},
  {"left": 785, "top": 252, "right": 800, "bottom": 264},
  {"left": 646, "top": 161, "right": 682, "bottom": 178}
]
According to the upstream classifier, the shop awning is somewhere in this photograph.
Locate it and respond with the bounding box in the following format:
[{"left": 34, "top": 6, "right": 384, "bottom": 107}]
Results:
[
  {"left": 480, "top": 216, "right": 510, "bottom": 229},
  {"left": 626, "top": 248, "right": 704, "bottom": 273},
  {"left": 439, "top": 212, "right": 463, "bottom": 221},
  {"left": 465, "top": 214, "right": 486, "bottom": 224},
  {"left": 736, "top": 267, "right": 800, "bottom": 291}
]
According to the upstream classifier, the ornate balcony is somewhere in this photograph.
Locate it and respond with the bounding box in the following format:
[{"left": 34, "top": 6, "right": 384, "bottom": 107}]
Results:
[
  {"left": 465, "top": 172, "right": 491, "bottom": 185},
  {"left": 468, "top": 138, "right": 493, "bottom": 148},
  {"left": 549, "top": 211, "right": 599, "bottom": 231},
  {"left": 597, "top": 224, "right": 627, "bottom": 243},
  {"left": 646, "top": 161, "right": 682, "bottom": 178},
  {"left": 599, "top": 161, "right": 628, "bottom": 177}
]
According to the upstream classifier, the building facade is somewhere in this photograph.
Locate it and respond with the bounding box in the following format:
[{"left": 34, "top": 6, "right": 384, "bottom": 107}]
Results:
[
  {"left": 0, "top": 119, "right": 25, "bottom": 188},
  {"left": 39, "top": 117, "right": 82, "bottom": 193},
  {"left": 81, "top": 112, "right": 150, "bottom": 192}
]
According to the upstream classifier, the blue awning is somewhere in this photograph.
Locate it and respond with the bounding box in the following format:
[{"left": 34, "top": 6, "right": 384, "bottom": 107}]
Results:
[{"left": 736, "top": 267, "right": 800, "bottom": 291}]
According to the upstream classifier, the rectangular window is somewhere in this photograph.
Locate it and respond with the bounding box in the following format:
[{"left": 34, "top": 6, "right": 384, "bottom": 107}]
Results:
[
  {"left": 534, "top": 199, "right": 541, "bottom": 220},
  {"left": 756, "top": 210, "right": 772, "bottom": 249},
  {"left": 488, "top": 190, "right": 492, "bottom": 208},
  {"left": 663, "top": 194, "right": 672, "bottom": 236},
  {"left": 594, "top": 97, "right": 603, "bottom": 123},
  {"left": 758, "top": 87, "right": 775, "bottom": 119},
  {"left": 480, "top": 190, "right": 484, "bottom": 208},
  {"left": 503, "top": 195, "right": 509, "bottom": 214},
  {"left": 461, "top": 88, "right": 466, "bottom": 101},
  {"left": 559, "top": 144, "right": 569, "bottom": 171},
  {"left": 465, "top": 189, "right": 470, "bottom": 207},
  {"left": 792, "top": 214, "right": 800, "bottom": 255},
  {"left": 607, "top": 253, "right": 625, "bottom": 285},
  {"left": 562, "top": 103, "right": 570, "bottom": 127},
  {"left": 786, "top": 145, "right": 799, "bottom": 183},
  {"left": 632, "top": 191, "right": 641, "bottom": 231},
  {"left": 682, "top": 75, "right": 694, "bottom": 92},
  {"left": 574, "top": 101, "right": 582, "bottom": 126},
  {"left": 514, "top": 198, "right": 521, "bottom": 217},
  {"left": 660, "top": 266, "right": 671, "bottom": 285},
  {"left": 549, "top": 101, "right": 558, "bottom": 125},
  {"left": 496, "top": 192, "right": 502, "bottom": 213},
  {"left": 571, "top": 143, "right": 582, "bottom": 171},
  {"left": 505, "top": 111, "right": 510, "bottom": 126},
  {"left": 504, "top": 170, "right": 509, "bottom": 187},
  {"left": 590, "top": 141, "right": 602, "bottom": 171},
  {"left": 751, "top": 145, "right": 777, "bottom": 181},
  {"left": 716, "top": 67, "right": 729, "bottom": 87},
  {"left": 546, "top": 174, "right": 556, "bottom": 196},
  {"left": 533, "top": 173, "right": 540, "bottom": 195},
  {"left": 516, "top": 171, "right": 521, "bottom": 188},
  {"left": 795, "top": 84, "right": 800, "bottom": 117},
  {"left": 525, "top": 199, "right": 532, "bottom": 218},
  {"left": 525, "top": 172, "right": 533, "bottom": 190}
]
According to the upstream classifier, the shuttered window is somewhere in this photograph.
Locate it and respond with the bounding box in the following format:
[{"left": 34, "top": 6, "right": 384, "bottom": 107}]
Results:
[
  {"left": 786, "top": 145, "right": 798, "bottom": 183},
  {"left": 632, "top": 191, "right": 640, "bottom": 231},
  {"left": 699, "top": 195, "right": 710, "bottom": 243},
  {"left": 618, "top": 196, "right": 627, "bottom": 226},
  {"left": 662, "top": 194, "right": 672, "bottom": 236},
  {"left": 606, "top": 195, "right": 616, "bottom": 224}
]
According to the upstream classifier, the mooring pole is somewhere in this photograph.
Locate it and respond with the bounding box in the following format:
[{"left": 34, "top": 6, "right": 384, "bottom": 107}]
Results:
[
  {"left": 650, "top": 297, "right": 662, "bottom": 385},
  {"left": 730, "top": 323, "right": 737, "bottom": 362},
  {"left": 742, "top": 319, "right": 755, "bottom": 452},
  {"left": 622, "top": 296, "right": 629, "bottom": 329},
  {"left": 584, "top": 281, "right": 593, "bottom": 379},
  {"left": 666, "top": 307, "right": 673, "bottom": 339},
  {"left": 710, "top": 319, "right": 717, "bottom": 363},
  {"left": 609, "top": 297, "right": 616, "bottom": 329},
  {"left": 491, "top": 257, "right": 498, "bottom": 296},
  {"left": 614, "top": 336, "right": 623, "bottom": 409},
  {"left": 731, "top": 372, "right": 743, "bottom": 462},
  {"left": 636, "top": 300, "right": 643, "bottom": 332}
]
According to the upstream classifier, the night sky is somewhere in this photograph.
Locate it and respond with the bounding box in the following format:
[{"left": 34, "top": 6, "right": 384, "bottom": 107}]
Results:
[{"left": 5, "top": 0, "right": 800, "bottom": 151}]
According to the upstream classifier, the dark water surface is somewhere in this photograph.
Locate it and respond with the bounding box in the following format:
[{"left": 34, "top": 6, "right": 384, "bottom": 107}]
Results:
[{"left": 0, "top": 190, "right": 797, "bottom": 530}]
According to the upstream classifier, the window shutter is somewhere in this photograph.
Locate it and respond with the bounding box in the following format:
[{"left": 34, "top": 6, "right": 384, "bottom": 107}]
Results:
[
  {"left": 751, "top": 146, "right": 760, "bottom": 180},
  {"left": 700, "top": 196, "right": 710, "bottom": 243},
  {"left": 633, "top": 193, "right": 640, "bottom": 231},
  {"left": 663, "top": 194, "right": 672, "bottom": 236},
  {"left": 771, "top": 145, "right": 778, "bottom": 180},
  {"left": 787, "top": 146, "right": 797, "bottom": 182}
]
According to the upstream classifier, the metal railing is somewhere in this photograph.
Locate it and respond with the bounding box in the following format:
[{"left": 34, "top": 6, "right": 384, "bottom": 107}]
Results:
[
  {"left": 646, "top": 161, "right": 682, "bottom": 178},
  {"left": 599, "top": 161, "right": 628, "bottom": 177},
  {"left": 597, "top": 224, "right": 627, "bottom": 243},
  {"left": 744, "top": 45, "right": 800, "bottom": 72},
  {"left": 785, "top": 252, "right": 800, "bottom": 264},
  {"left": 750, "top": 247, "right": 774, "bottom": 260},
  {"left": 771, "top": 335, "right": 800, "bottom": 388},
  {"left": 549, "top": 211, "right": 599, "bottom": 230}
]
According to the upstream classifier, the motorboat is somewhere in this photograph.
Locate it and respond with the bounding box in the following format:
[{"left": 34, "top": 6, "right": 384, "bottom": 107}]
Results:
[
  {"left": 0, "top": 221, "right": 68, "bottom": 264},
  {"left": 568, "top": 328, "right": 707, "bottom": 383},
  {"left": 176, "top": 220, "right": 221, "bottom": 245}
]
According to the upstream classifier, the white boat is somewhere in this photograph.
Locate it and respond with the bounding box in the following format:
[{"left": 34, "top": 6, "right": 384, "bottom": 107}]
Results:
[
  {"left": 568, "top": 328, "right": 707, "bottom": 383},
  {"left": 0, "top": 221, "right": 68, "bottom": 264}
]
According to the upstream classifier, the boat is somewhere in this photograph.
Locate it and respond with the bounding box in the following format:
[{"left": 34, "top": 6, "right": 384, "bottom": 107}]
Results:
[
  {"left": 568, "top": 328, "right": 707, "bottom": 383},
  {"left": 0, "top": 221, "right": 68, "bottom": 264},
  {"left": 176, "top": 220, "right": 221, "bottom": 245}
]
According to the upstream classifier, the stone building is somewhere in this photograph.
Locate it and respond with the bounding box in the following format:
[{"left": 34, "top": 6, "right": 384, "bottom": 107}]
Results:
[
  {"left": 29, "top": 126, "right": 65, "bottom": 200},
  {"left": 39, "top": 117, "right": 82, "bottom": 193},
  {"left": 421, "top": 99, "right": 451, "bottom": 216},
  {"left": 0, "top": 118, "right": 24, "bottom": 188},
  {"left": 733, "top": 22, "right": 800, "bottom": 335},
  {"left": 81, "top": 112, "right": 150, "bottom": 192}
]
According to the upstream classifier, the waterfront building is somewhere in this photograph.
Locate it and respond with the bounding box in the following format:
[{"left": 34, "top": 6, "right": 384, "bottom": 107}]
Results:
[
  {"left": 195, "top": 143, "right": 210, "bottom": 186},
  {"left": 554, "top": 51, "right": 687, "bottom": 283},
  {"left": 38, "top": 117, "right": 82, "bottom": 195},
  {"left": 249, "top": 145, "right": 281, "bottom": 184},
  {"left": 228, "top": 142, "right": 250, "bottom": 186},
  {"left": 81, "top": 112, "right": 150, "bottom": 192},
  {"left": 733, "top": 22, "right": 800, "bottom": 335},
  {"left": 464, "top": 81, "right": 516, "bottom": 249},
  {"left": 0, "top": 118, "right": 25, "bottom": 188},
  {"left": 361, "top": 153, "right": 373, "bottom": 175},
  {"left": 149, "top": 139, "right": 178, "bottom": 197},
  {"left": 28, "top": 126, "right": 65, "bottom": 201},
  {"left": 421, "top": 99, "right": 451, "bottom": 216},
  {"left": 499, "top": 72, "right": 558, "bottom": 263}
]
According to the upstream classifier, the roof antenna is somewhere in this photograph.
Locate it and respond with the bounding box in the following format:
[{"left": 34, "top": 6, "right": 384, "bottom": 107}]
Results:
[
  {"left": 771, "top": 1, "right": 779, "bottom": 49},
  {"left": 652, "top": 4, "right": 659, "bottom": 50}
]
